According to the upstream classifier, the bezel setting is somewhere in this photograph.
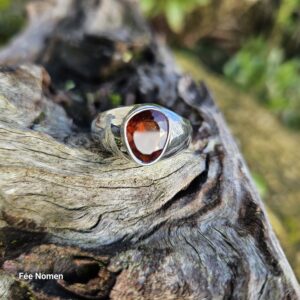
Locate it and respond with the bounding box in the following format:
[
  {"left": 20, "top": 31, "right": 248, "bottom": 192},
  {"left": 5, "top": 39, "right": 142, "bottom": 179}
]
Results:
[{"left": 122, "top": 105, "right": 171, "bottom": 166}]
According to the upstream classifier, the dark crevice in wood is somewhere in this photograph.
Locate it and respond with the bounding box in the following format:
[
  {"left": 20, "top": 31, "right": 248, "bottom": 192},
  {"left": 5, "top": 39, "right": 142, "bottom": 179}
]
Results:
[
  {"left": 237, "top": 190, "right": 282, "bottom": 276},
  {"left": 258, "top": 275, "right": 268, "bottom": 300},
  {"left": 31, "top": 280, "right": 83, "bottom": 300},
  {"left": 9, "top": 280, "right": 34, "bottom": 300},
  {"left": 59, "top": 260, "right": 100, "bottom": 284},
  {"left": 0, "top": 65, "right": 19, "bottom": 73},
  {"left": 3, "top": 243, "right": 118, "bottom": 299},
  {"left": 0, "top": 227, "right": 47, "bottom": 265},
  {"left": 223, "top": 263, "right": 237, "bottom": 300},
  {"left": 227, "top": 259, "right": 250, "bottom": 300},
  {"left": 182, "top": 153, "right": 223, "bottom": 224},
  {"left": 159, "top": 154, "right": 209, "bottom": 212},
  {"left": 86, "top": 215, "right": 103, "bottom": 232}
]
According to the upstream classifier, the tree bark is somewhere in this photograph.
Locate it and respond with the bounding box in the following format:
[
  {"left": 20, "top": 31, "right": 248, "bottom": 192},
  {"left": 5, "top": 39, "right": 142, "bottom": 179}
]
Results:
[{"left": 0, "top": 0, "right": 299, "bottom": 299}]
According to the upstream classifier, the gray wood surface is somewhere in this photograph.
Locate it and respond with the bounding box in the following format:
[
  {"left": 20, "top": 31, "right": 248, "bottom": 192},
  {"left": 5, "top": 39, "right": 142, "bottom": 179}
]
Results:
[{"left": 0, "top": 0, "right": 299, "bottom": 299}]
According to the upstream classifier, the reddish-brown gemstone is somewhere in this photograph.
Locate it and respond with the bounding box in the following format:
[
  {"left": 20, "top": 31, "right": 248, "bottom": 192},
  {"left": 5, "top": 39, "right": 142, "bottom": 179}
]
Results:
[{"left": 126, "top": 109, "right": 169, "bottom": 164}]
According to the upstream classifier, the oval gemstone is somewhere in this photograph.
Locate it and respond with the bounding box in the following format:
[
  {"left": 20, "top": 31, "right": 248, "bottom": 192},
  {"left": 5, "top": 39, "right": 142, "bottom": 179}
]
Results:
[{"left": 126, "top": 109, "right": 169, "bottom": 164}]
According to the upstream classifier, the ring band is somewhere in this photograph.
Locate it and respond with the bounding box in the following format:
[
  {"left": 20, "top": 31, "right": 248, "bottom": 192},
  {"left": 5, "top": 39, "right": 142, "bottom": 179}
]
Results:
[{"left": 92, "top": 104, "right": 192, "bottom": 165}]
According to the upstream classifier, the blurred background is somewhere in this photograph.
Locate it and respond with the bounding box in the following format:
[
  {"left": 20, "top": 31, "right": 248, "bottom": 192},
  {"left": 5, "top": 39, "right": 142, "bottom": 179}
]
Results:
[{"left": 1, "top": 0, "right": 299, "bottom": 279}]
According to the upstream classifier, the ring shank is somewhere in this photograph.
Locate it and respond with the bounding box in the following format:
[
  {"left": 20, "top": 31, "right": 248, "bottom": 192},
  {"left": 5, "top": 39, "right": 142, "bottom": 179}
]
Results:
[{"left": 91, "top": 106, "right": 132, "bottom": 159}]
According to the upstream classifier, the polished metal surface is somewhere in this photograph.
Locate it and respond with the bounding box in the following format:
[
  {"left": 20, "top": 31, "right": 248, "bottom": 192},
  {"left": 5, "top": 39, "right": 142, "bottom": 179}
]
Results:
[{"left": 92, "top": 104, "right": 192, "bottom": 165}]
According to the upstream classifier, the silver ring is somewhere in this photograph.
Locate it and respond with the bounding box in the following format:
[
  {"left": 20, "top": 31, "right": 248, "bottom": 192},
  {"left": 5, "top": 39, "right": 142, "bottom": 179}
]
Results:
[{"left": 91, "top": 104, "right": 192, "bottom": 166}]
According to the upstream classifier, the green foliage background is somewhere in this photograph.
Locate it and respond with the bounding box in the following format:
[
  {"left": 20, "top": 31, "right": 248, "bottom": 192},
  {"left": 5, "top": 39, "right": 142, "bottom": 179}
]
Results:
[
  {"left": 0, "top": 0, "right": 26, "bottom": 45},
  {"left": 141, "top": 0, "right": 209, "bottom": 32},
  {"left": 224, "top": 38, "right": 300, "bottom": 129},
  {"left": 142, "top": 0, "right": 300, "bottom": 130}
]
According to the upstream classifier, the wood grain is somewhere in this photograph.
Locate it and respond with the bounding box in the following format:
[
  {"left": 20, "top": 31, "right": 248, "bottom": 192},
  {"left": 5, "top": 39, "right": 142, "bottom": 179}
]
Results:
[{"left": 0, "top": 0, "right": 299, "bottom": 299}]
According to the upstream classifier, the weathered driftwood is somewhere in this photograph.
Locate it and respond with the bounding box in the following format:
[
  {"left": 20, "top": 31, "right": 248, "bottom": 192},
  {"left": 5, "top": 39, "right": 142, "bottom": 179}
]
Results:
[
  {"left": 175, "top": 52, "right": 300, "bottom": 277},
  {"left": 0, "top": 0, "right": 299, "bottom": 299}
]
